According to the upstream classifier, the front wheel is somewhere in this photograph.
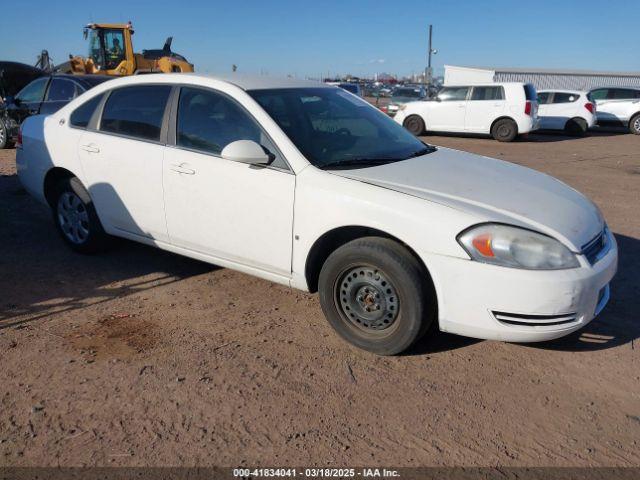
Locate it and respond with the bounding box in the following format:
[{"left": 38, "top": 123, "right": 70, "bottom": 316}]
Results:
[
  {"left": 630, "top": 113, "right": 640, "bottom": 135},
  {"left": 52, "top": 177, "right": 109, "bottom": 253},
  {"left": 318, "top": 237, "right": 436, "bottom": 355},
  {"left": 491, "top": 118, "right": 518, "bottom": 142},
  {"left": 0, "top": 118, "right": 8, "bottom": 149}
]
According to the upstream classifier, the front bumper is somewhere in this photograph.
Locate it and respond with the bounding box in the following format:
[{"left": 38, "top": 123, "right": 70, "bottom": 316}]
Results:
[{"left": 422, "top": 229, "right": 618, "bottom": 342}]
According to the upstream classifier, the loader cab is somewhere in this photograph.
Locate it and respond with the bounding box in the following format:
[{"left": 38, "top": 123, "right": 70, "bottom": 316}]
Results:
[{"left": 84, "top": 23, "right": 135, "bottom": 75}]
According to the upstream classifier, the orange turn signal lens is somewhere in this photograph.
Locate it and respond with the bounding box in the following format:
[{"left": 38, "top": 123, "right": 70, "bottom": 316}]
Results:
[{"left": 472, "top": 233, "right": 494, "bottom": 257}]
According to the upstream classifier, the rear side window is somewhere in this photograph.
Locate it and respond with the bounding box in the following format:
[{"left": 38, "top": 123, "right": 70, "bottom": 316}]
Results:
[
  {"left": 46, "top": 78, "right": 79, "bottom": 102},
  {"left": 438, "top": 87, "right": 469, "bottom": 101},
  {"left": 552, "top": 92, "right": 579, "bottom": 103},
  {"left": 609, "top": 88, "right": 640, "bottom": 99},
  {"left": 471, "top": 86, "right": 504, "bottom": 101},
  {"left": 70, "top": 93, "right": 104, "bottom": 128},
  {"left": 523, "top": 84, "right": 537, "bottom": 101},
  {"left": 100, "top": 85, "right": 172, "bottom": 141}
]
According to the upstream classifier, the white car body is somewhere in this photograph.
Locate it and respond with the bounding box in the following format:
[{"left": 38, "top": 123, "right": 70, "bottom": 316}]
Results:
[
  {"left": 537, "top": 90, "right": 596, "bottom": 131},
  {"left": 17, "top": 73, "right": 617, "bottom": 346},
  {"left": 588, "top": 87, "right": 640, "bottom": 133},
  {"left": 394, "top": 82, "right": 539, "bottom": 137}
]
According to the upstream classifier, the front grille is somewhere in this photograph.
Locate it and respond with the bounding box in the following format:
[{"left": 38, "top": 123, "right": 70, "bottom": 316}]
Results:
[
  {"left": 493, "top": 311, "right": 578, "bottom": 327},
  {"left": 582, "top": 230, "right": 607, "bottom": 265}
]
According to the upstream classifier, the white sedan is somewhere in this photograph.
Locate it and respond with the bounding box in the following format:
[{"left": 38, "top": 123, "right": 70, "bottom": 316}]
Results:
[{"left": 16, "top": 74, "right": 617, "bottom": 355}]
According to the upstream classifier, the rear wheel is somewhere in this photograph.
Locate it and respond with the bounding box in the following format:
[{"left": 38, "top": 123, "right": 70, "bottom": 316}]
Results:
[
  {"left": 565, "top": 117, "right": 588, "bottom": 136},
  {"left": 318, "top": 237, "right": 436, "bottom": 355},
  {"left": 491, "top": 118, "right": 518, "bottom": 142},
  {"left": 403, "top": 115, "right": 425, "bottom": 136},
  {"left": 52, "top": 176, "right": 109, "bottom": 253},
  {"left": 630, "top": 113, "right": 640, "bottom": 135}
]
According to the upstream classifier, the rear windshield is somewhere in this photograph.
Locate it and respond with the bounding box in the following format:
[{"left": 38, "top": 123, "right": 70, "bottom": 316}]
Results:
[{"left": 523, "top": 84, "right": 537, "bottom": 101}]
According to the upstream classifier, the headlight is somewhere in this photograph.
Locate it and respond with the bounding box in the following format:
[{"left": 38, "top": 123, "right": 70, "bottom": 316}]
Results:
[{"left": 457, "top": 224, "right": 579, "bottom": 270}]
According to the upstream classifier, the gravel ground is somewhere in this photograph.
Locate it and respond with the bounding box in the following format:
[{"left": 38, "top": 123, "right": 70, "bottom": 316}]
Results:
[{"left": 0, "top": 130, "right": 638, "bottom": 467}]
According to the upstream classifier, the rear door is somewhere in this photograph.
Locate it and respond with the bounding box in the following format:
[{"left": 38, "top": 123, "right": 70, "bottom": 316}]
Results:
[
  {"left": 77, "top": 84, "right": 172, "bottom": 242},
  {"left": 465, "top": 86, "right": 506, "bottom": 133},
  {"left": 428, "top": 86, "right": 469, "bottom": 131}
]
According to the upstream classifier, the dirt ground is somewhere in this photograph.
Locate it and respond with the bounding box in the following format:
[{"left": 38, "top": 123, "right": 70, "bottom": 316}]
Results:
[{"left": 0, "top": 130, "right": 639, "bottom": 468}]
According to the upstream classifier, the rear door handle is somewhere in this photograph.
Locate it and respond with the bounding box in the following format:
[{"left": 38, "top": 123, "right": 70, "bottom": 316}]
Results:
[
  {"left": 170, "top": 163, "right": 196, "bottom": 175},
  {"left": 80, "top": 144, "right": 100, "bottom": 153}
]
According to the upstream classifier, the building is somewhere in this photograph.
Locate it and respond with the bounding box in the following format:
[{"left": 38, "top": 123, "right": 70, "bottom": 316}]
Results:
[{"left": 444, "top": 65, "right": 640, "bottom": 90}]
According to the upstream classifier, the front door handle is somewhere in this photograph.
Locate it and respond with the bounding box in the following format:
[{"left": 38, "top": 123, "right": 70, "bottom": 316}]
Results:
[
  {"left": 170, "top": 163, "right": 196, "bottom": 175},
  {"left": 80, "top": 144, "right": 100, "bottom": 153}
]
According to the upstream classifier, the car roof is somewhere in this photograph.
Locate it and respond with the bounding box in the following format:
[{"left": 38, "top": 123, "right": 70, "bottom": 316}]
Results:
[
  {"left": 538, "top": 89, "right": 586, "bottom": 94},
  {"left": 182, "top": 73, "right": 329, "bottom": 90}
]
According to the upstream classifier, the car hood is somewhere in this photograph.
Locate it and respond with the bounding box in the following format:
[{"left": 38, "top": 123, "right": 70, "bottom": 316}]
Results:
[{"left": 330, "top": 147, "right": 603, "bottom": 251}]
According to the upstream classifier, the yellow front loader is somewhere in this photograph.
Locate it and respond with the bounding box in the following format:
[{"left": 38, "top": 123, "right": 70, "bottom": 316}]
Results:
[{"left": 62, "top": 22, "right": 194, "bottom": 76}]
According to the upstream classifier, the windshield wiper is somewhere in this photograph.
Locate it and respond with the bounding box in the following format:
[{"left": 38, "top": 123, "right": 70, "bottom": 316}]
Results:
[
  {"left": 319, "top": 158, "right": 399, "bottom": 170},
  {"left": 405, "top": 145, "right": 437, "bottom": 159}
]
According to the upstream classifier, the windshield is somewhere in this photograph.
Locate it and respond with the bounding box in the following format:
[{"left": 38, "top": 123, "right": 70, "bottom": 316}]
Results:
[
  {"left": 248, "top": 87, "right": 433, "bottom": 169},
  {"left": 339, "top": 83, "right": 359, "bottom": 95}
]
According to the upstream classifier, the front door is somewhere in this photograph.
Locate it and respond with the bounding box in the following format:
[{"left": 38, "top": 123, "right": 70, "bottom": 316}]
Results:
[
  {"left": 428, "top": 86, "right": 469, "bottom": 132},
  {"left": 163, "top": 86, "right": 295, "bottom": 277},
  {"left": 78, "top": 84, "right": 172, "bottom": 242}
]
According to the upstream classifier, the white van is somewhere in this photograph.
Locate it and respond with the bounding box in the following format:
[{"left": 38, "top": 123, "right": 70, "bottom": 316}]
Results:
[
  {"left": 394, "top": 83, "right": 539, "bottom": 142},
  {"left": 537, "top": 90, "right": 596, "bottom": 136}
]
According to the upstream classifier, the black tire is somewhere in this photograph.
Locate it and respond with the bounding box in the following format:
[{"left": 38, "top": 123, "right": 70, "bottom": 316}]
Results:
[
  {"left": 0, "top": 118, "right": 8, "bottom": 150},
  {"left": 491, "top": 118, "right": 518, "bottom": 142},
  {"left": 630, "top": 113, "right": 640, "bottom": 135},
  {"left": 51, "top": 176, "right": 109, "bottom": 253},
  {"left": 403, "top": 115, "right": 425, "bottom": 136},
  {"left": 318, "top": 237, "right": 436, "bottom": 355},
  {"left": 564, "top": 117, "right": 588, "bottom": 136}
]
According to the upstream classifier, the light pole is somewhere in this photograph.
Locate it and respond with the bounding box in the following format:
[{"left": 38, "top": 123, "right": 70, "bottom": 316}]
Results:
[{"left": 425, "top": 24, "right": 437, "bottom": 86}]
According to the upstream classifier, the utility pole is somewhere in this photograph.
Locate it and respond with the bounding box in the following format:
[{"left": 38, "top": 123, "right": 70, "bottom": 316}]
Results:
[{"left": 425, "top": 24, "right": 437, "bottom": 86}]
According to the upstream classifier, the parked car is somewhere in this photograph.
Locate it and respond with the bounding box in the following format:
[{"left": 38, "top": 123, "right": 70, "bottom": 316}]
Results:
[
  {"left": 394, "top": 83, "right": 539, "bottom": 142},
  {"left": 2, "top": 73, "right": 111, "bottom": 148},
  {"left": 337, "top": 83, "right": 362, "bottom": 97},
  {"left": 383, "top": 86, "right": 427, "bottom": 117},
  {"left": 17, "top": 74, "right": 616, "bottom": 355},
  {"left": 537, "top": 90, "right": 595, "bottom": 135},
  {"left": 0, "top": 61, "right": 46, "bottom": 149},
  {"left": 588, "top": 87, "right": 640, "bottom": 134}
]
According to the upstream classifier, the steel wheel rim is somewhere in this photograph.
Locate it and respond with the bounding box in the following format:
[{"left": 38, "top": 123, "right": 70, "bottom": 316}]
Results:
[
  {"left": 336, "top": 266, "right": 399, "bottom": 332},
  {"left": 497, "top": 124, "right": 511, "bottom": 138},
  {"left": 57, "top": 192, "right": 90, "bottom": 244}
]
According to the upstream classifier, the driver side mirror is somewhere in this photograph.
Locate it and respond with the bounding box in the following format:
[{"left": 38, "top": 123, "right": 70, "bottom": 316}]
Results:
[{"left": 221, "top": 140, "right": 272, "bottom": 166}]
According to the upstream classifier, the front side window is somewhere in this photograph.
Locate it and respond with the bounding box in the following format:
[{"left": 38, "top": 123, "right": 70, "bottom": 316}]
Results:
[
  {"left": 177, "top": 87, "right": 263, "bottom": 155},
  {"left": 471, "top": 86, "right": 504, "bottom": 101},
  {"left": 610, "top": 88, "right": 640, "bottom": 99},
  {"left": 100, "top": 85, "right": 171, "bottom": 141},
  {"left": 16, "top": 77, "right": 49, "bottom": 103},
  {"left": 552, "top": 92, "right": 579, "bottom": 103},
  {"left": 46, "top": 79, "right": 79, "bottom": 102},
  {"left": 438, "top": 87, "right": 469, "bottom": 102},
  {"left": 249, "top": 87, "right": 432, "bottom": 169},
  {"left": 70, "top": 93, "right": 105, "bottom": 128},
  {"left": 537, "top": 92, "right": 551, "bottom": 104}
]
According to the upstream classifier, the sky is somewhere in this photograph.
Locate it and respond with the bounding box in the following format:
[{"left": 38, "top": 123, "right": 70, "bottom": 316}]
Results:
[{"left": 2, "top": 0, "right": 639, "bottom": 79}]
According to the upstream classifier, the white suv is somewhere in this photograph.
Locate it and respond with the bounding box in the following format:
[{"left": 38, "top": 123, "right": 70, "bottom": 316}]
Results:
[
  {"left": 537, "top": 90, "right": 596, "bottom": 136},
  {"left": 588, "top": 87, "right": 640, "bottom": 134},
  {"left": 394, "top": 83, "right": 539, "bottom": 142}
]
